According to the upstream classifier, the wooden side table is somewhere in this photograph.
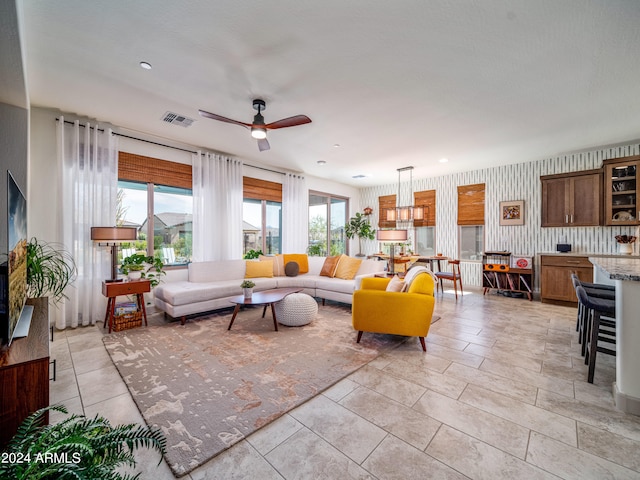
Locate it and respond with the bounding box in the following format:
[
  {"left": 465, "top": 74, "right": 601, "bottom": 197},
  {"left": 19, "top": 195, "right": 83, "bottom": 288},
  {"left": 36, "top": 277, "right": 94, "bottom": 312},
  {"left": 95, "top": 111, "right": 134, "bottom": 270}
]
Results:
[{"left": 102, "top": 280, "right": 151, "bottom": 333}]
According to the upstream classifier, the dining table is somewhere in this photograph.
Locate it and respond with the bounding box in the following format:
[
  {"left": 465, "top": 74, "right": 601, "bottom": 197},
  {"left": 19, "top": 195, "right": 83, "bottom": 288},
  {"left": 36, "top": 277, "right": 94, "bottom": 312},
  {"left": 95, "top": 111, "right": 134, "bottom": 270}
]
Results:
[{"left": 590, "top": 256, "right": 640, "bottom": 415}]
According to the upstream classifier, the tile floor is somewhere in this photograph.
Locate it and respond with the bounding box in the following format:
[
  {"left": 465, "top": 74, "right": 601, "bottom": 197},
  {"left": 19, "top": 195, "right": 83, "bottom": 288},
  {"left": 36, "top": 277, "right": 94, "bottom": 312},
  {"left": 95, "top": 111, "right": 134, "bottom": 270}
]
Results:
[{"left": 49, "top": 288, "right": 640, "bottom": 479}]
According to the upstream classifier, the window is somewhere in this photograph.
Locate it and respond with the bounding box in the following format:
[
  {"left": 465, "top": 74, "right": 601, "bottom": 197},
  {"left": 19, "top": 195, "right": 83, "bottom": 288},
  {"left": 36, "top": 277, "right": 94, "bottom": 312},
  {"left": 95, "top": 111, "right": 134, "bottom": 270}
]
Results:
[
  {"left": 308, "top": 193, "right": 348, "bottom": 256},
  {"left": 413, "top": 189, "right": 436, "bottom": 255},
  {"left": 243, "top": 177, "right": 282, "bottom": 255},
  {"left": 457, "top": 183, "right": 485, "bottom": 260},
  {"left": 117, "top": 152, "right": 193, "bottom": 266}
]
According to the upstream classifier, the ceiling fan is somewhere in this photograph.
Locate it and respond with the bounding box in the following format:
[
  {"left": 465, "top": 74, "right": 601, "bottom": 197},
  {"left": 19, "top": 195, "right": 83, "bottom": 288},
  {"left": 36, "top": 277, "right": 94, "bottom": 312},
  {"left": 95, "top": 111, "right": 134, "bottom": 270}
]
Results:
[{"left": 199, "top": 99, "right": 311, "bottom": 152}]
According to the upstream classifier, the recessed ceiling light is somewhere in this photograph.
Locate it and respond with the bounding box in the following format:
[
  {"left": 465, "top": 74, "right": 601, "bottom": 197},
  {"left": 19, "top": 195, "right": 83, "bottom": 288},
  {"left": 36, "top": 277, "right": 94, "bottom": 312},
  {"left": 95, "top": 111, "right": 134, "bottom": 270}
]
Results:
[
  {"left": 139, "top": 61, "right": 152, "bottom": 70},
  {"left": 317, "top": 160, "right": 327, "bottom": 165},
  {"left": 438, "top": 158, "right": 449, "bottom": 163},
  {"left": 333, "top": 144, "right": 340, "bottom": 148}
]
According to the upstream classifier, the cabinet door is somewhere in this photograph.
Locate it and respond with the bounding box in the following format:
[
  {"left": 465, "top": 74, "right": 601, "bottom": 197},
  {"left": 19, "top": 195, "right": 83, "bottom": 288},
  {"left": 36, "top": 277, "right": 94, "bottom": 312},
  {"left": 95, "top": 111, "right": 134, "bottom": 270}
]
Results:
[
  {"left": 605, "top": 159, "right": 639, "bottom": 226},
  {"left": 570, "top": 173, "right": 602, "bottom": 226},
  {"left": 541, "top": 178, "right": 568, "bottom": 227},
  {"left": 540, "top": 265, "right": 574, "bottom": 301}
]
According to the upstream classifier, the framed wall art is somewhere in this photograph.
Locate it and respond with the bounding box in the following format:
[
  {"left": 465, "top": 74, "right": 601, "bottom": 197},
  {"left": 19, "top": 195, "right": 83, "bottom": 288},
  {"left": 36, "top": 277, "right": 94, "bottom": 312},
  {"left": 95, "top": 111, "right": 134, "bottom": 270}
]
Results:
[{"left": 500, "top": 200, "right": 524, "bottom": 226}]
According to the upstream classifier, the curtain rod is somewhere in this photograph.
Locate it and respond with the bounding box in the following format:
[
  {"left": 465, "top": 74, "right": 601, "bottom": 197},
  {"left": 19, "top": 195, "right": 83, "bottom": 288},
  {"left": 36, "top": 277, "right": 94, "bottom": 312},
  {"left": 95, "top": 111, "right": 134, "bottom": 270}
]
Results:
[{"left": 56, "top": 118, "right": 291, "bottom": 176}]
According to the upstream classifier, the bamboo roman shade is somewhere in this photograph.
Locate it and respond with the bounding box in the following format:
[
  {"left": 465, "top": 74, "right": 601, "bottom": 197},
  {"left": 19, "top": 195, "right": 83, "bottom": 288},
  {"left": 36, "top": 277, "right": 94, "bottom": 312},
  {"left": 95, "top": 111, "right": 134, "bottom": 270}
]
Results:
[
  {"left": 243, "top": 177, "right": 282, "bottom": 202},
  {"left": 118, "top": 152, "right": 192, "bottom": 189},
  {"left": 378, "top": 194, "right": 396, "bottom": 228},
  {"left": 413, "top": 190, "right": 436, "bottom": 227},
  {"left": 457, "top": 183, "right": 485, "bottom": 225}
]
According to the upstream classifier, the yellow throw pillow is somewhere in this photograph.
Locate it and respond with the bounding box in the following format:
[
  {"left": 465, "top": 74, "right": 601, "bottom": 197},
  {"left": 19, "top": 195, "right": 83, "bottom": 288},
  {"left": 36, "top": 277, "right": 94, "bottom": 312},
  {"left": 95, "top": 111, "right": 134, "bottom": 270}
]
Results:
[
  {"left": 245, "top": 260, "right": 274, "bottom": 278},
  {"left": 319, "top": 255, "right": 341, "bottom": 277},
  {"left": 283, "top": 253, "right": 309, "bottom": 274},
  {"left": 386, "top": 275, "right": 405, "bottom": 292},
  {"left": 334, "top": 255, "right": 363, "bottom": 280},
  {"left": 259, "top": 255, "right": 284, "bottom": 277}
]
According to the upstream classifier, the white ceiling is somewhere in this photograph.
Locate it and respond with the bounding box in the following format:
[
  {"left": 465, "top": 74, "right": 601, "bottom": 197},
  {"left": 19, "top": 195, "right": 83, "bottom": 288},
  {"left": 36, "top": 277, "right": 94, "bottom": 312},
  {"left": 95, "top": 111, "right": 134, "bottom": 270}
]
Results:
[{"left": 19, "top": 0, "right": 640, "bottom": 186}]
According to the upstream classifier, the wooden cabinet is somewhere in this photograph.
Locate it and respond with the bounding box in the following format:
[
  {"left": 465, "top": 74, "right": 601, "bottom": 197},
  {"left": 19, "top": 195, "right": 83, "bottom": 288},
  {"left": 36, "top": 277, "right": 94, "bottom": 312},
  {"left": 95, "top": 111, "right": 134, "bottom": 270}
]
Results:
[
  {"left": 540, "top": 255, "right": 593, "bottom": 305},
  {"left": 0, "top": 298, "right": 49, "bottom": 448},
  {"left": 541, "top": 170, "right": 603, "bottom": 227},
  {"left": 603, "top": 156, "right": 640, "bottom": 226}
]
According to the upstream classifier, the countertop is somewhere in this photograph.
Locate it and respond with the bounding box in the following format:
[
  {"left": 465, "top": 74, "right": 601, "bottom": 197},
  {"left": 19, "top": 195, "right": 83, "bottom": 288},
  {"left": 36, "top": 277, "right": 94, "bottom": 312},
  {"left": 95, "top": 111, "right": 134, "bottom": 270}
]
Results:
[
  {"left": 589, "top": 257, "right": 640, "bottom": 281},
  {"left": 539, "top": 252, "right": 640, "bottom": 259}
]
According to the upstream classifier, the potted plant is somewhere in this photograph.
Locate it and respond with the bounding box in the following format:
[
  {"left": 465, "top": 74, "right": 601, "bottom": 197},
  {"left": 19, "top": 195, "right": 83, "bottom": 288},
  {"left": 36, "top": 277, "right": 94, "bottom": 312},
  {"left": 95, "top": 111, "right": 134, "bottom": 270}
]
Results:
[
  {"left": 26, "top": 238, "right": 77, "bottom": 303},
  {"left": 615, "top": 235, "right": 636, "bottom": 255},
  {"left": 121, "top": 253, "right": 166, "bottom": 287},
  {"left": 0, "top": 405, "right": 166, "bottom": 480},
  {"left": 243, "top": 249, "right": 263, "bottom": 260},
  {"left": 240, "top": 280, "right": 255, "bottom": 299},
  {"left": 345, "top": 212, "right": 376, "bottom": 256}
]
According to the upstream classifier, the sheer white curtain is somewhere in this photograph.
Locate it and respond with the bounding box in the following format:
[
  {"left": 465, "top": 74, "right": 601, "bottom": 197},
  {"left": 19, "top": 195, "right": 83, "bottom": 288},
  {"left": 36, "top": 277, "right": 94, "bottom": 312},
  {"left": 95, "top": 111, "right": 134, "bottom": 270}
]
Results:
[
  {"left": 192, "top": 151, "right": 243, "bottom": 261},
  {"left": 282, "top": 173, "right": 308, "bottom": 252},
  {"left": 57, "top": 117, "right": 118, "bottom": 329}
]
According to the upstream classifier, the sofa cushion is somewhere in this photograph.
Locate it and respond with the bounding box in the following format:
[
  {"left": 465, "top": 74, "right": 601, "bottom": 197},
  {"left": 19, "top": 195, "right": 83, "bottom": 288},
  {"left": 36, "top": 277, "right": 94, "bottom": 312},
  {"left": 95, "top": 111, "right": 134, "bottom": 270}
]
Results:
[
  {"left": 315, "top": 276, "right": 356, "bottom": 294},
  {"left": 319, "top": 255, "right": 340, "bottom": 277},
  {"left": 245, "top": 260, "right": 273, "bottom": 278},
  {"left": 355, "top": 258, "right": 386, "bottom": 276},
  {"left": 260, "top": 254, "right": 284, "bottom": 276},
  {"left": 283, "top": 253, "right": 309, "bottom": 274},
  {"left": 386, "top": 275, "right": 405, "bottom": 292},
  {"left": 189, "top": 260, "right": 245, "bottom": 282},
  {"left": 334, "top": 255, "right": 362, "bottom": 280}
]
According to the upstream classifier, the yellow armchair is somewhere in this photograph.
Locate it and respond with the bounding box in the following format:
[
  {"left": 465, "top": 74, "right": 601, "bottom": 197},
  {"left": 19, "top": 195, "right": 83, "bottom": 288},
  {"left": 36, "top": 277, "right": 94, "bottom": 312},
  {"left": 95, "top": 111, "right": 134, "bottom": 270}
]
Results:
[{"left": 352, "top": 272, "right": 436, "bottom": 351}]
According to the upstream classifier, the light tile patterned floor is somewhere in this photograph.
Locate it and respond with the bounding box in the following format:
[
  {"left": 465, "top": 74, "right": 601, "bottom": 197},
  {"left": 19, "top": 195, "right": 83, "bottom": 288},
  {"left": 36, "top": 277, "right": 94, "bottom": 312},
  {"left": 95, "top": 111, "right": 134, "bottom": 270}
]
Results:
[{"left": 49, "top": 288, "right": 640, "bottom": 479}]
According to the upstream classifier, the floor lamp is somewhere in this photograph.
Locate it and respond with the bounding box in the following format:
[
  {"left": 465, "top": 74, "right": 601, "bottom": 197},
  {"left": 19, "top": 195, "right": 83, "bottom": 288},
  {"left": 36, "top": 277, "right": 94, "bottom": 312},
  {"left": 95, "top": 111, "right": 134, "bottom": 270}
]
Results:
[
  {"left": 376, "top": 229, "right": 408, "bottom": 275},
  {"left": 91, "top": 226, "right": 137, "bottom": 280}
]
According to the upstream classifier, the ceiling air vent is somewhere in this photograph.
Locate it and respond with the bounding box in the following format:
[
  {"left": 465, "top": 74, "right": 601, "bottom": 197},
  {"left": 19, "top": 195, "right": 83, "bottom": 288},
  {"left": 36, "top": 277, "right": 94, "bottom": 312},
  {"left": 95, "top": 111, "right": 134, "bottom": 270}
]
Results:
[{"left": 161, "top": 111, "right": 195, "bottom": 128}]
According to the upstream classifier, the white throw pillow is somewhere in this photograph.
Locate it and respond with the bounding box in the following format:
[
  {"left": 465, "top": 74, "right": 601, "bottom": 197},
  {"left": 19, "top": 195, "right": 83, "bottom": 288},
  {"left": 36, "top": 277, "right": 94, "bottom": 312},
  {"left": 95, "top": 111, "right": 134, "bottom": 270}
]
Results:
[{"left": 386, "top": 275, "right": 405, "bottom": 292}]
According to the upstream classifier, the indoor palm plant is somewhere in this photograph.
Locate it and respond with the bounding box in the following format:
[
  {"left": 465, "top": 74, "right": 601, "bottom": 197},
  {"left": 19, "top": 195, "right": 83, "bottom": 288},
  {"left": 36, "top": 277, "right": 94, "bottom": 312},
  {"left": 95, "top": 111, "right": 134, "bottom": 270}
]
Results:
[
  {"left": 345, "top": 212, "right": 376, "bottom": 256},
  {"left": 0, "top": 405, "right": 166, "bottom": 480},
  {"left": 26, "top": 238, "right": 77, "bottom": 303}
]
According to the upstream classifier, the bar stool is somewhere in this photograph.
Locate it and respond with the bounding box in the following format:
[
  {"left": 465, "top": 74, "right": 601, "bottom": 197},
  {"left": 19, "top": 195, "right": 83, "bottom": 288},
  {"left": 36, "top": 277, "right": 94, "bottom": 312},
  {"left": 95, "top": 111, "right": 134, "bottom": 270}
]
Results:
[
  {"left": 575, "top": 285, "right": 616, "bottom": 383},
  {"left": 570, "top": 274, "right": 615, "bottom": 355}
]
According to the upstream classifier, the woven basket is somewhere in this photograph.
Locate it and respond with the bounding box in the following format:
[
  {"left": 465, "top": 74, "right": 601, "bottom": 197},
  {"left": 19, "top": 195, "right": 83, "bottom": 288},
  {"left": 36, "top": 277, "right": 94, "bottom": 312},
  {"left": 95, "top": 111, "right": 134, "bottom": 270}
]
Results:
[{"left": 113, "top": 311, "right": 143, "bottom": 332}]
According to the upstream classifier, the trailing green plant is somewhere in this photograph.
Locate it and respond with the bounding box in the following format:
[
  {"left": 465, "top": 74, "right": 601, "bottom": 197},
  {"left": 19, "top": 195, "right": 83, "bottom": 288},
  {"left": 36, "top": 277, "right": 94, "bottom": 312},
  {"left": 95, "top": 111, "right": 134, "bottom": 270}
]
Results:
[
  {"left": 243, "top": 249, "right": 263, "bottom": 260},
  {"left": 307, "top": 243, "right": 325, "bottom": 256},
  {"left": 0, "top": 405, "right": 166, "bottom": 480},
  {"left": 344, "top": 212, "right": 376, "bottom": 256},
  {"left": 120, "top": 253, "right": 166, "bottom": 288},
  {"left": 240, "top": 280, "right": 256, "bottom": 289},
  {"left": 26, "top": 238, "right": 77, "bottom": 303}
]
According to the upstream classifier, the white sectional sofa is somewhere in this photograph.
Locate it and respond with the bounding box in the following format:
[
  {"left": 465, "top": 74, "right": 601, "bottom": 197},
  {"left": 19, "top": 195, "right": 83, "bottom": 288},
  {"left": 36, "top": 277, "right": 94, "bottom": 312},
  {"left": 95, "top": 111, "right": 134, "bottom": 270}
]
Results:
[{"left": 153, "top": 256, "right": 385, "bottom": 323}]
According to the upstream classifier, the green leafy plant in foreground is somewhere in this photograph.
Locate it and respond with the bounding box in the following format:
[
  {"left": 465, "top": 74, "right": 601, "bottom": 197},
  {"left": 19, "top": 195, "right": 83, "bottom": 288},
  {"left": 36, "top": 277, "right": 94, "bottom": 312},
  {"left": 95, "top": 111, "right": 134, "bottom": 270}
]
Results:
[
  {"left": 26, "top": 238, "right": 77, "bottom": 303},
  {"left": 0, "top": 405, "right": 166, "bottom": 480}
]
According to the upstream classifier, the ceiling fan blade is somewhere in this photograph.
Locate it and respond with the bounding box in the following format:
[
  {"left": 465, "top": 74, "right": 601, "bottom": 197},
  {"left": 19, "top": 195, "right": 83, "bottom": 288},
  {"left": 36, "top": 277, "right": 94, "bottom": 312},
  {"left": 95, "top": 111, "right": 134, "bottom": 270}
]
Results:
[
  {"left": 198, "top": 109, "right": 250, "bottom": 128},
  {"left": 257, "top": 138, "right": 270, "bottom": 152},
  {"left": 265, "top": 115, "right": 312, "bottom": 130}
]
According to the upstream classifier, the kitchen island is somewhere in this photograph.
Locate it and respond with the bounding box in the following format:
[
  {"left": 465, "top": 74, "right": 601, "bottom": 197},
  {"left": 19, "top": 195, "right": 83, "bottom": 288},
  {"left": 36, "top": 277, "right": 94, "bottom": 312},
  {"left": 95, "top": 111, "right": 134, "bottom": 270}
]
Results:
[{"left": 590, "top": 256, "right": 640, "bottom": 415}]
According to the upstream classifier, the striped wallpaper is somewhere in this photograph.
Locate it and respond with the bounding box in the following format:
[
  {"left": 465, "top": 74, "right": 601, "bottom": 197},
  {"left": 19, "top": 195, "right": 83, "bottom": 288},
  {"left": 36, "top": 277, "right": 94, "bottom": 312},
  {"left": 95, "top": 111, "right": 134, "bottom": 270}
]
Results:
[{"left": 359, "top": 143, "right": 640, "bottom": 290}]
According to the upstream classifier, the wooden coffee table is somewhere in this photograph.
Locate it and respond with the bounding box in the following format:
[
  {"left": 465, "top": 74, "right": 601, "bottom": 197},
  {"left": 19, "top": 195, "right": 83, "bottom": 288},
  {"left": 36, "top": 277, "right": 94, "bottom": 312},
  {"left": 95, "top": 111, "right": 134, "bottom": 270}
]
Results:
[{"left": 227, "top": 287, "right": 303, "bottom": 331}]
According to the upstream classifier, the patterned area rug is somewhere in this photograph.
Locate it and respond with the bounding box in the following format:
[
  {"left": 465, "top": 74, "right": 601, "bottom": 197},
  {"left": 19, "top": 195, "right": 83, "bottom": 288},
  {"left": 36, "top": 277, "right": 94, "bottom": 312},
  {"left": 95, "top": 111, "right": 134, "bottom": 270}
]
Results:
[{"left": 103, "top": 303, "right": 405, "bottom": 477}]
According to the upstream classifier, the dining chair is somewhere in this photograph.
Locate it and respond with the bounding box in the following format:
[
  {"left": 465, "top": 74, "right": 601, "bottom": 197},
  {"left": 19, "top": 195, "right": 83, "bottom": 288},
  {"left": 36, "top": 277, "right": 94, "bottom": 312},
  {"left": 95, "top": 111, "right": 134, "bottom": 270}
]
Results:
[{"left": 435, "top": 259, "right": 463, "bottom": 299}]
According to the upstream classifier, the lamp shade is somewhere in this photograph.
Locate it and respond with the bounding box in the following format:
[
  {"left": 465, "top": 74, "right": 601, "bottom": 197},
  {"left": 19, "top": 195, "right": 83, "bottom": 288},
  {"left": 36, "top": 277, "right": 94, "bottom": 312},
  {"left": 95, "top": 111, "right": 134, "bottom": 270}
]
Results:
[
  {"left": 91, "top": 226, "right": 137, "bottom": 242},
  {"left": 376, "top": 229, "right": 408, "bottom": 242}
]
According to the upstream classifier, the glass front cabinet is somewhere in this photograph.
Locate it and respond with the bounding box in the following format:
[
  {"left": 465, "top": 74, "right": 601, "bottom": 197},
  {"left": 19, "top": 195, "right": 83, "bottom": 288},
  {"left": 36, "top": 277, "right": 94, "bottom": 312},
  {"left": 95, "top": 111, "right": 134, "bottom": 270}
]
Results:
[{"left": 604, "top": 156, "right": 640, "bottom": 226}]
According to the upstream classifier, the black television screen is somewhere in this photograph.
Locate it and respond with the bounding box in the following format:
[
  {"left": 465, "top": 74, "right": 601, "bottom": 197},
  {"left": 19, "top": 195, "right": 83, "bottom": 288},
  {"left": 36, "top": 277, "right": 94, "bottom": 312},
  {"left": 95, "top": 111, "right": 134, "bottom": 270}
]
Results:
[{"left": 4, "top": 171, "right": 28, "bottom": 346}]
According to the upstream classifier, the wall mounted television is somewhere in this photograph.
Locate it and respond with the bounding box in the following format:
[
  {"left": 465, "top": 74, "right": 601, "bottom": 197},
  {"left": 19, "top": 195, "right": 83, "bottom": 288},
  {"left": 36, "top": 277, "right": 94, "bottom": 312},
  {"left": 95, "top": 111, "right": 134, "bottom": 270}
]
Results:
[{"left": 0, "top": 170, "right": 32, "bottom": 347}]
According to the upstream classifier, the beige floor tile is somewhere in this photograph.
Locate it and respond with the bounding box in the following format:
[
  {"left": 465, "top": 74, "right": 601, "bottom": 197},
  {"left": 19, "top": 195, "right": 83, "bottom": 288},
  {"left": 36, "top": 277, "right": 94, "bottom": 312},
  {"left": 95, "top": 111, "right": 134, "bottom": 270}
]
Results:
[
  {"left": 71, "top": 344, "right": 114, "bottom": 375},
  {"left": 192, "top": 439, "right": 284, "bottom": 480},
  {"left": 573, "top": 379, "right": 616, "bottom": 410},
  {"left": 48, "top": 395, "right": 84, "bottom": 423},
  {"left": 323, "top": 377, "right": 360, "bottom": 402},
  {"left": 362, "top": 434, "right": 467, "bottom": 480},
  {"left": 76, "top": 364, "right": 129, "bottom": 407},
  {"left": 445, "top": 362, "right": 538, "bottom": 405},
  {"left": 459, "top": 384, "right": 577, "bottom": 446},
  {"left": 577, "top": 422, "right": 640, "bottom": 473},
  {"left": 265, "top": 428, "right": 375, "bottom": 479},
  {"left": 382, "top": 360, "right": 467, "bottom": 399},
  {"left": 380, "top": 349, "right": 453, "bottom": 373},
  {"left": 414, "top": 389, "right": 530, "bottom": 459},
  {"left": 427, "top": 425, "right": 556, "bottom": 480},
  {"left": 418, "top": 342, "right": 484, "bottom": 368},
  {"left": 424, "top": 333, "right": 469, "bottom": 351},
  {"left": 463, "top": 342, "right": 543, "bottom": 372},
  {"left": 347, "top": 364, "right": 426, "bottom": 406},
  {"left": 290, "top": 394, "right": 386, "bottom": 464},
  {"left": 247, "top": 413, "right": 304, "bottom": 456},
  {"left": 527, "top": 431, "right": 640, "bottom": 479},
  {"left": 340, "top": 386, "right": 441, "bottom": 450},
  {"left": 49, "top": 366, "right": 80, "bottom": 404}
]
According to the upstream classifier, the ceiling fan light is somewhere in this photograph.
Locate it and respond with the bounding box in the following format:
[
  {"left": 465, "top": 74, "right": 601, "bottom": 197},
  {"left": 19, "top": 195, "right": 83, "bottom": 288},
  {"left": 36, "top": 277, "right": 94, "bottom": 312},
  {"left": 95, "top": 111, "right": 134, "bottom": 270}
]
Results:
[{"left": 251, "top": 127, "right": 267, "bottom": 139}]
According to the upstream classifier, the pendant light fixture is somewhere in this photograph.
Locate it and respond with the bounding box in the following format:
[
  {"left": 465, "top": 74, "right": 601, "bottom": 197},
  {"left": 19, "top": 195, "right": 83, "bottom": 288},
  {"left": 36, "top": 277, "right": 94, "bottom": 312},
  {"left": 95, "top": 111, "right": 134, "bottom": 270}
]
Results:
[{"left": 384, "top": 166, "right": 425, "bottom": 225}]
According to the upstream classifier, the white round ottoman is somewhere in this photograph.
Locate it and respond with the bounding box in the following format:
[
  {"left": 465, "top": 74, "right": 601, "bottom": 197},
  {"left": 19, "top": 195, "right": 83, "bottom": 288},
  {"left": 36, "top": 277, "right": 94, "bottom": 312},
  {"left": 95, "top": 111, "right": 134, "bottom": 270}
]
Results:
[{"left": 274, "top": 293, "right": 318, "bottom": 326}]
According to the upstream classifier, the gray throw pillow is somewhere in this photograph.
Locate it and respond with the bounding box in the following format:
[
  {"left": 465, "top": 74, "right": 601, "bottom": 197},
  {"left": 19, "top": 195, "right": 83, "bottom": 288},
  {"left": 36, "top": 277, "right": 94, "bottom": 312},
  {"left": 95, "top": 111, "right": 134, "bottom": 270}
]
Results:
[{"left": 285, "top": 261, "right": 300, "bottom": 277}]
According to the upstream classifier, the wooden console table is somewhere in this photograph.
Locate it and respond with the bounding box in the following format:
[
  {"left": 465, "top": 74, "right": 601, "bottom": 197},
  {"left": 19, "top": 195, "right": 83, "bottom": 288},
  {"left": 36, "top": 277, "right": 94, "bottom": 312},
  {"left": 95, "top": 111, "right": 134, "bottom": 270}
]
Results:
[
  {"left": 0, "top": 297, "right": 49, "bottom": 448},
  {"left": 102, "top": 280, "right": 150, "bottom": 333}
]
